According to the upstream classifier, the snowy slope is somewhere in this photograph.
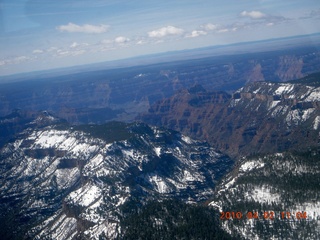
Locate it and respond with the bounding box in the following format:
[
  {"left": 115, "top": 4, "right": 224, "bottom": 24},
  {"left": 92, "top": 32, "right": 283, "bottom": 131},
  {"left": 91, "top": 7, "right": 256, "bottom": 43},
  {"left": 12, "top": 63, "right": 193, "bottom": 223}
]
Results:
[
  {"left": 0, "top": 122, "right": 233, "bottom": 239},
  {"left": 231, "top": 82, "right": 320, "bottom": 128},
  {"left": 209, "top": 150, "right": 320, "bottom": 240}
]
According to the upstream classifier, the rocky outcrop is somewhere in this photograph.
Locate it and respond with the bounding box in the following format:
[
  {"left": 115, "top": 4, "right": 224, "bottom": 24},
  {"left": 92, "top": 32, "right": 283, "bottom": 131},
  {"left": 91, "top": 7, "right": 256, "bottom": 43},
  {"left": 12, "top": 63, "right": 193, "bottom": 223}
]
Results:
[{"left": 140, "top": 74, "right": 320, "bottom": 158}]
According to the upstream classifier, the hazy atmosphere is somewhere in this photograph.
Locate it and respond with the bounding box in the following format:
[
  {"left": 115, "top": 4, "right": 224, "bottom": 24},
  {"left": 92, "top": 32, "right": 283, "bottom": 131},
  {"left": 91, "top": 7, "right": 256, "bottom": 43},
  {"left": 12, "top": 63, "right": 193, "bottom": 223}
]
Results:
[
  {"left": 1, "top": 0, "right": 320, "bottom": 75},
  {"left": 1, "top": 1, "right": 320, "bottom": 239}
]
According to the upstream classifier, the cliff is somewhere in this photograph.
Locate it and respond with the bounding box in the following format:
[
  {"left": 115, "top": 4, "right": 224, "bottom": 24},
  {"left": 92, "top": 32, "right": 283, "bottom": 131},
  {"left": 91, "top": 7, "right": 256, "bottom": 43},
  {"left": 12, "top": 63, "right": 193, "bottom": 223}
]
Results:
[{"left": 140, "top": 73, "right": 320, "bottom": 158}]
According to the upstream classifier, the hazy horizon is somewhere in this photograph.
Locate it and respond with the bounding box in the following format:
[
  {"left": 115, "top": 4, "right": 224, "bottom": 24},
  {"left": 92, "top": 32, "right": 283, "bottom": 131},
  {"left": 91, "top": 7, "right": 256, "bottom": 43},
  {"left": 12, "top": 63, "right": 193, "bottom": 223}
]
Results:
[
  {"left": 1, "top": 0, "right": 320, "bottom": 76},
  {"left": 1, "top": 32, "right": 319, "bottom": 80}
]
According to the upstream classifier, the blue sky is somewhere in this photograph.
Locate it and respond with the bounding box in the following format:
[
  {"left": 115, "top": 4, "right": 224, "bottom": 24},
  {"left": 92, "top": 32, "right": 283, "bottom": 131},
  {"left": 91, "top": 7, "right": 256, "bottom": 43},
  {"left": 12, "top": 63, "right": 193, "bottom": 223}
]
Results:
[{"left": 0, "top": 0, "right": 319, "bottom": 76}]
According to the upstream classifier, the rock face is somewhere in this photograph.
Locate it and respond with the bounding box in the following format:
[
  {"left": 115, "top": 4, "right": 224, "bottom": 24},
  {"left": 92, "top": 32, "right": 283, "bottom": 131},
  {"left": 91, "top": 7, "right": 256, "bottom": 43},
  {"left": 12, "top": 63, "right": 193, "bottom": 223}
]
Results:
[
  {"left": 140, "top": 73, "right": 320, "bottom": 158},
  {"left": 0, "top": 121, "right": 233, "bottom": 239},
  {"left": 144, "top": 85, "right": 231, "bottom": 138},
  {"left": 1, "top": 46, "right": 320, "bottom": 123}
]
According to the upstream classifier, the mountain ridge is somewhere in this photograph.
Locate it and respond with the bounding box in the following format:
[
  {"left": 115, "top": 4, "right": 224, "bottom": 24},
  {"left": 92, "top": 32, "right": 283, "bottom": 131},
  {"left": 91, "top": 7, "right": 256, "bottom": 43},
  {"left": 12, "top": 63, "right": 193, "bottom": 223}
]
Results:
[
  {"left": 139, "top": 73, "right": 320, "bottom": 158},
  {"left": 0, "top": 119, "right": 234, "bottom": 239}
]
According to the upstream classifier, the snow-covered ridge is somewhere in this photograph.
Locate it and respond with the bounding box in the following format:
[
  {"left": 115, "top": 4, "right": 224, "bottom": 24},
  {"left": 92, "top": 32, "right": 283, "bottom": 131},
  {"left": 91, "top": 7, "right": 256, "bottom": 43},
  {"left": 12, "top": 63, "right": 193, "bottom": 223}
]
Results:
[
  {"left": 232, "top": 82, "right": 320, "bottom": 103},
  {"left": 239, "top": 160, "right": 265, "bottom": 173},
  {"left": 0, "top": 123, "right": 233, "bottom": 240},
  {"left": 230, "top": 81, "right": 320, "bottom": 128}
]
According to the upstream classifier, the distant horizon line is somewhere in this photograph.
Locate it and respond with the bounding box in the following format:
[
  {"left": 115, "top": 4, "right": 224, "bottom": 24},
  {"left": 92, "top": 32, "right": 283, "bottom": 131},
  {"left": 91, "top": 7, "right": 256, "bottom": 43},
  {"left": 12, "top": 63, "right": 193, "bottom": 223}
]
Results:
[{"left": 1, "top": 32, "right": 320, "bottom": 80}]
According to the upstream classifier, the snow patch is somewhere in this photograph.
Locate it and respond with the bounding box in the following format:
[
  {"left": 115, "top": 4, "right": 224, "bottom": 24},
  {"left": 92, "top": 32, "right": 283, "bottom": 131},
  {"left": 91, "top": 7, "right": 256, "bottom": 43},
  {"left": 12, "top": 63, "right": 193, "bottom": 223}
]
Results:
[
  {"left": 33, "top": 129, "right": 70, "bottom": 149},
  {"left": 292, "top": 202, "right": 320, "bottom": 220},
  {"left": 275, "top": 84, "right": 294, "bottom": 95},
  {"left": 245, "top": 185, "right": 281, "bottom": 204},
  {"left": 181, "top": 135, "right": 193, "bottom": 144},
  {"left": 314, "top": 116, "right": 320, "bottom": 130},
  {"left": 89, "top": 154, "right": 104, "bottom": 168},
  {"left": 286, "top": 109, "right": 301, "bottom": 126},
  {"left": 71, "top": 143, "right": 97, "bottom": 157},
  {"left": 148, "top": 174, "right": 170, "bottom": 193},
  {"left": 218, "top": 177, "right": 237, "bottom": 193},
  {"left": 268, "top": 100, "right": 280, "bottom": 110},
  {"left": 37, "top": 213, "right": 77, "bottom": 240},
  {"left": 116, "top": 196, "right": 128, "bottom": 207},
  {"left": 271, "top": 105, "right": 288, "bottom": 117},
  {"left": 305, "top": 87, "right": 320, "bottom": 101},
  {"left": 13, "top": 139, "right": 23, "bottom": 149},
  {"left": 68, "top": 184, "right": 101, "bottom": 207},
  {"left": 174, "top": 146, "right": 182, "bottom": 155},
  {"left": 84, "top": 221, "right": 119, "bottom": 240},
  {"left": 182, "top": 170, "right": 197, "bottom": 182},
  {"left": 239, "top": 160, "right": 265, "bottom": 172},
  {"left": 302, "top": 108, "right": 315, "bottom": 121},
  {"left": 253, "top": 87, "right": 261, "bottom": 94},
  {"left": 154, "top": 147, "right": 161, "bottom": 157},
  {"left": 122, "top": 149, "right": 135, "bottom": 158},
  {"left": 208, "top": 201, "right": 223, "bottom": 212},
  {"left": 55, "top": 168, "right": 79, "bottom": 190},
  {"left": 81, "top": 198, "right": 104, "bottom": 224},
  {"left": 229, "top": 98, "right": 241, "bottom": 107}
]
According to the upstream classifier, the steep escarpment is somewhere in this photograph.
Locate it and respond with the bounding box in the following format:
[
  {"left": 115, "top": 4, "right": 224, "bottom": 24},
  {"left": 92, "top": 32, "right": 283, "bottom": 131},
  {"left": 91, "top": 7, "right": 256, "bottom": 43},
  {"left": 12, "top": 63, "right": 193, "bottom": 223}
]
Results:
[
  {"left": 140, "top": 73, "right": 320, "bottom": 158},
  {"left": 144, "top": 85, "right": 231, "bottom": 139}
]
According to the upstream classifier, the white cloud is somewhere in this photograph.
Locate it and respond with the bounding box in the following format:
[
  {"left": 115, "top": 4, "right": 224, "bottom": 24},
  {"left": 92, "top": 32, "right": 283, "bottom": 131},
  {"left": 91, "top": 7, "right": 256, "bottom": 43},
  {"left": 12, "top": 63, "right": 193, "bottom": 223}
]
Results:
[
  {"left": 70, "top": 42, "right": 79, "bottom": 48},
  {"left": 70, "top": 50, "right": 86, "bottom": 56},
  {"left": 54, "top": 48, "right": 86, "bottom": 57},
  {"left": 57, "top": 23, "right": 109, "bottom": 34},
  {"left": 114, "top": 36, "right": 130, "bottom": 43},
  {"left": 0, "top": 56, "right": 33, "bottom": 66},
  {"left": 217, "top": 28, "right": 229, "bottom": 33},
  {"left": 266, "top": 22, "right": 274, "bottom": 26},
  {"left": 148, "top": 26, "right": 184, "bottom": 38},
  {"left": 241, "top": 11, "right": 267, "bottom": 19},
  {"left": 136, "top": 39, "right": 147, "bottom": 45},
  {"left": 186, "top": 30, "right": 207, "bottom": 38},
  {"left": 47, "top": 47, "right": 59, "bottom": 52},
  {"left": 33, "top": 49, "right": 44, "bottom": 54},
  {"left": 56, "top": 49, "right": 70, "bottom": 56},
  {"left": 13, "top": 56, "right": 30, "bottom": 62},
  {"left": 100, "top": 37, "right": 130, "bottom": 45},
  {"left": 201, "top": 23, "right": 218, "bottom": 31}
]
